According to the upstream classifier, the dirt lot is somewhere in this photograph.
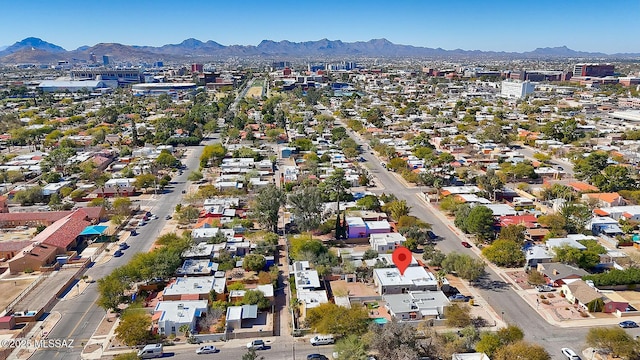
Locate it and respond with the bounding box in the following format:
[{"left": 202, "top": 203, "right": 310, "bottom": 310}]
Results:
[{"left": 0, "top": 278, "right": 37, "bottom": 310}]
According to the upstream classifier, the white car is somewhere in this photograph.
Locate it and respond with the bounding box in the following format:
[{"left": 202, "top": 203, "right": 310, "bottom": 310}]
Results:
[
  {"left": 196, "top": 345, "right": 217, "bottom": 354},
  {"left": 247, "top": 339, "right": 266, "bottom": 350},
  {"left": 561, "top": 347, "right": 580, "bottom": 360}
]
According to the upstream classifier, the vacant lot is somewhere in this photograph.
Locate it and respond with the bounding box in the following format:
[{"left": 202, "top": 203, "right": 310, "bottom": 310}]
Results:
[
  {"left": 0, "top": 278, "right": 37, "bottom": 310},
  {"left": 246, "top": 86, "right": 264, "bottom": 99}
]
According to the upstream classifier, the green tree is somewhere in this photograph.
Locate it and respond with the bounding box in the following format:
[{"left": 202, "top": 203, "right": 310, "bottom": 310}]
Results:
[
  {"left": 115, "top": 305, "right": 152, "bottom": 346},
  {"left": 367, "top": 318, "right": 435, "bottom": 360},
  {"left": 441, "top": 253, "right": 485, "bottom": 281},
  {"left": 560, "top": 203, "right": 592, "bottom": 234},
  {"left": 13, "top": 186, "right": 44, "bottom": 206},
  {"left": 305, "top": 303, "right": 370, "bottom": 337},
  {"left": 253, "top": 184, "right": 285, "bottom": 233},
  {"left": 482, "top": 239, "right": 525, "bottom": 267},
  {"left": 243, "top": 254, "right": 267, "bottom": 272},
  {"left": 498, "top": 225, "right": 526, "bottom": 245},
  {"left": 440, "top": 196, "right": 463, "bottom": 215},
  {"left": 200, "top": 143, "right": 227, "bottom": 168},
  {"left": 464, "top": 205, "right": 495, "bottom": 242},
  {"left": 493, "top": 341, "right": 550, "bottom": 360},
  {"left": 586, "top": 326, "right": 640, "bottom": 359},
  {"left": 288, "top": 186, "right": 324, "bottom": 232},
  {"left": 242, "top": 289, "right": 270, "bottom": 310},
  {"left": 475, "top": 332, "right": 502, "bottom": 357},
  {"left": 242, "top": 347, "right": 265, "bottom": 360},
  {"left": 444, "top": 303, "right": 472, "bottom": 327},
  {"left": 112, "top": 197, "right": 132, "bottom": 216},
  {"left": 188, "top": 171, "right": 203, "bottom": 182},
  {"left": 334, "top": 334, "right": 368, "bottom": 360},
  {"left": 573, "top": 151, "right": 609, "bottom": 181},
  {"left": 356, "top": 195, "right": 381, "bottom": 211},
  {"left": 134, "top": 174, "right": 157, "bottom": 191},
  {"left": 476, "top": 170, "right": 505, "bottom": 201},
  {"left": 385, "top": 200, "right": 411, "bottom": 221},
  {"left": 155, "top": 151, "right": 180, "bottom": 169},
  {"left": 593, "top": 165, "right": 637, "bottom": 192},
  {"left": 113, "top": 353, "right": 138, "bottom": 360}
]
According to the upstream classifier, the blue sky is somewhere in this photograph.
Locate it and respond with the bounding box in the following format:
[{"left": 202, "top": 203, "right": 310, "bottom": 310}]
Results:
[{"left": 1, "top": 0, "right": 639, "bottom": 53}]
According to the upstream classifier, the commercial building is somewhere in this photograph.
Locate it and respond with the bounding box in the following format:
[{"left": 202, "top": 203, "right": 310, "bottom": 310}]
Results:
[
  {"left": 573, "top": 63, "right": 614, "bottom": 77},
  {"left": 71, "top": 68, "right": 142, "bottom": 87},
  {"left": 500, "top": 80, "right": 535, "bottom": 99}
]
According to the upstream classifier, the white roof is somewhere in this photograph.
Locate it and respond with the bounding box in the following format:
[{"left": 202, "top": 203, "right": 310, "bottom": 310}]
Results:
[
  {"left": 484, "top": 204, "right": 516, "bottom": 217},
  {"left": 370, "top": 232, "right": 406, "bottom": 247},
  {"left": 162, "top": 276, "right": 217, "bottom": 296},
  {"left": 366, "top": 220, "right": 391, "bottom": 230},
  {"left": 374, "top": 266, "right": 445, "bottom": 287},
  {"left": 294, "top": 269, "right": 321, "bottom": 289},
  {"left": 297, "top": 289, "right": 329, "bottom": 309},
  {"left": 346, "top": 217, "right": 366, "bottom": 227},
  {"left": 182, "top": 243, "right": 215, "bottom": 257},
  {"left": 154, "top": 300, "right": 208, "bottom": 323}
]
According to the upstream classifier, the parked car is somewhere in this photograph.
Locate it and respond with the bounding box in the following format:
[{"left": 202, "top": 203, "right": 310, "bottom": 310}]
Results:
[
  {"left": 536, "top": 285, "right": 555, "bottom": 292},
  {"left": 165, "top": 215, "right": 172, "bottom": 220},
  {"left": 118, "top": 242, "right": 129, "bottom": 250},
  {"left": 561, "top": 347, "right": 580, "bottom": 360},
  {"left": 195, "top": 345, "right": 218, "bottom": 354},
  {"left": 307, "top": 354, "right": 328, "bottom": 360},
  {"left": 461, "top": 241, "right": 472, "bottom": 248},
  {"left": 182, "top": 190, "right": 186, "bottom": 194},
  {"left": 247, "top": 339, "right": 266, "bottom": 350},
  {"left": 113, "top": 250, "right": 123, "bottom": 257},
  {"left": 448, "top": 294, "right": 470, "bottom": 302},
  {"left": 426, "top": 231, "right": 438, "bottom": 240},
  {"left": 619, "top": 320, "right": 639, "bottom": 328}
]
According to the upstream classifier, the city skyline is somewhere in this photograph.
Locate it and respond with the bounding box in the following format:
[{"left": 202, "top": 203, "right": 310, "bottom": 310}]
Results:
[{"left": 1, "top": 0, "right": 639, "bottom": 54}]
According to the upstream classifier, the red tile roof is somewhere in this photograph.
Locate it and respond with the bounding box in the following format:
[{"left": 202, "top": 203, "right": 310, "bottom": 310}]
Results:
[
  {"left": 38, "top": 210, "right": 92, "bottom": 250},
  {"left": 0, "top": 211, "right": 72, "bottom": 224},
  {"left": 499, "top": 215, "right": 539, "bottom": 228},
  {"left": 0, "top": 240, "right": 32, "bottom": 253}
]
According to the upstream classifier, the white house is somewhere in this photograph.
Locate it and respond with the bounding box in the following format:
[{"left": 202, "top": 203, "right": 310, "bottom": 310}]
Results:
[
  {"left": 154, "top": 300, "right": 208, "bottom": 335},
  {"left": 384, "top": 291, "right": 450, "bottom": 321},
  {"left": 369, "top": 233, "right": 407, "bottom": 252},
  {"left": 373, "top": 266, "right": 449, "bottom": 295}
]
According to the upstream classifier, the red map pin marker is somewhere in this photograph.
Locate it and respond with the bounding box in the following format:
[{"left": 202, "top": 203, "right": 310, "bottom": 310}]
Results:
[{"left": 392, "top": 246, "right": 412, "bottom": 276}]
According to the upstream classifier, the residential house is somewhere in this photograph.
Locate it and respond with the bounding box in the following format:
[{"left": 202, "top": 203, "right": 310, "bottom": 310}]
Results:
[
  {"left": 91, "top": 185, "right": 136, "bottom": 198},
  {"left": 384, "top": 291, "right": 450, "bottom": 321},
  {"left": 292, "top": 261, "right": 322, "bottom": 290},
  {"left": 161, "top": 276, "right": 224, "bottom": 301},
  {"left": 346, "top": 217, "right": 367, "bottom": 238},
  {"left": 0, "top": 207, "right": 104, "bottom": 228},
  {"left": 546, "top": 235, "right": 590, "bottom": 252},
  {"left": 484, "top": 204, "right": 517, "bottom": 217},
  {"left": 37, "top": 209, "right": 95, "bottom": 254},
  {"left": 153, "top": 300, "right": 208, "bottom": 335},
  {"left": 373, "top": 266, "right": 449, "bottom": 295},
  {"left": 175, "top": 259, "right": 219, "bottom": 276},
  {"left": 225, "top": 304, "right": 258, "bottom": 331},
  {"left": 589, "top": 216, "right": 624, "bottom": 236},
  {"left": 525, "top": 245, "right": 553, "bottom": 267},
  {"left": 229, "top": 284, "right": 274, "bottom": 303},
  {"left": 369, "top": 233, "right": 407, "bottom": 253},
  {"left": 536, "top": 262, "right": 589, "bottom": 287},
  {"left": 582, "top": 192, "right": 626, "bottom": 208},
  {"left": 562, "top": 280, "right": 603, "bottom": 311},
  {"left": 365, "top": 220, "right": 391, "bottom": 235}
]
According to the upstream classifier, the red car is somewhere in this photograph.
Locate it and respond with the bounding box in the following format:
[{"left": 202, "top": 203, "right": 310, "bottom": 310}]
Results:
[{"left": 461, "top": 241, "right": 472, "bottom": 248}]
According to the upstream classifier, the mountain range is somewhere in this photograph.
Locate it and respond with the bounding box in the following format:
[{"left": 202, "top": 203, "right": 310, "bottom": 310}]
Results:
[{"left": 1, "top": 37, "right": 639, "bottom": 64}]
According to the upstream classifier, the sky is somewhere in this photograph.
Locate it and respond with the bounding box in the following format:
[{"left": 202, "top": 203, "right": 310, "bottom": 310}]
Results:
[{"left": 1, "top": 0, "right": 639, "bottom": 54}]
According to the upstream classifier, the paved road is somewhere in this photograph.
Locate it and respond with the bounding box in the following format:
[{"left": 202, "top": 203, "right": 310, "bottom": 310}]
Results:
[
  {"left": 30, "top": 137, "right": 218, "bottom": 360},
  {"left": 342, "top": 124, "right": 588, "bottom": 359},
  {"left": 169, "top": 341, "right": 334, "bottom": 360},
  {"left": 516, "top": 144, "right": 575, "bottom": 178}
]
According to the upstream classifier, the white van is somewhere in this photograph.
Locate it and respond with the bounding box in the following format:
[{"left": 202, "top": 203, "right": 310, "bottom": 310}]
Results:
[
  {"left": 137, "top": 344, "right": 163, "bottom": 359},
  {"left": 310, "top": 335, "right": 335, "bottom": 346}
]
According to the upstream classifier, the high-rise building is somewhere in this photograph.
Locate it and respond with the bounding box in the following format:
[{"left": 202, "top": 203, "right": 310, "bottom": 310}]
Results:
[
  {"left": 102, "top": 55, "right": 110, "bottom": 66},
  {"left": 191, "top": 63, "right": 204, "bottom": 73},
  {"left": 89, "top": 52, "right": 97, "bottom": 63},
  {"left": 500, "top": 80, "right": 535, "bottom": 99},
  {"left": 573, "top": 63, "right": 614, "bottom": 77}
]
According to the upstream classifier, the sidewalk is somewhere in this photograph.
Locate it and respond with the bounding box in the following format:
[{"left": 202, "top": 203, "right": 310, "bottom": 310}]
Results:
[
  {"left": 414, "top": 192, "right": 640, "bottom": 329},
  {"left": 7, "top": 312, "right": 62, "bottom": 360}
]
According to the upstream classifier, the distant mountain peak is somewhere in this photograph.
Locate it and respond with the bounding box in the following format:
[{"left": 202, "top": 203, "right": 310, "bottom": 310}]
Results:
[{"left": 0, "top": 37, "right": 66, "bottom": 55}]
